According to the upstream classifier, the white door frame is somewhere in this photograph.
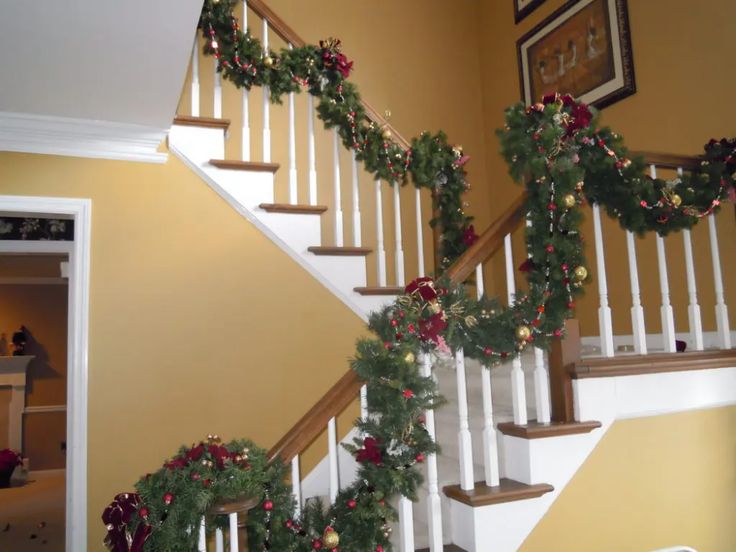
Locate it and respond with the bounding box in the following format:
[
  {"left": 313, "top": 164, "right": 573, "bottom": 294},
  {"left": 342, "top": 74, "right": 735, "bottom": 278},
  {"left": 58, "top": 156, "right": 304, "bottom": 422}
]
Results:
[{"left": 0, "top": 195, "right": 91, "bottom": 552}]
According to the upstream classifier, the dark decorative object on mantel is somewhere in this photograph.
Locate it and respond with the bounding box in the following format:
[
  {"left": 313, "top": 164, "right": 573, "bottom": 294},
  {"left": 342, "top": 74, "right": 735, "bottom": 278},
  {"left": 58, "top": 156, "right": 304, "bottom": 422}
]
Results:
[
  {"left": 11, "top": 328, "right": 27, "bottom": 356},
  {"left": 0, "top": 217, "right": 74, "bottom": 241},
  {"left": 515, "top": 0, "right": 547, "bottom": 23}
]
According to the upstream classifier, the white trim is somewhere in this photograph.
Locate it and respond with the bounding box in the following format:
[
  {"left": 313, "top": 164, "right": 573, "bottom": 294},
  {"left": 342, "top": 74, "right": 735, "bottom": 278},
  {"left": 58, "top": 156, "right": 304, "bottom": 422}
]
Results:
[
  {"left": 24, "top": 404, "right": 67, "bottom": 414},
  {"left": 0, "top": 195, "right": 90, "bottom": 552},
  {"left": 0, "top": 111, "right": 167, "bottom": 164},
  {"left": 0, "top": 277, "right": 68, "bottom": 285},
  {"left": 0, "top": 240, "right": 73, "bottom": 254}
]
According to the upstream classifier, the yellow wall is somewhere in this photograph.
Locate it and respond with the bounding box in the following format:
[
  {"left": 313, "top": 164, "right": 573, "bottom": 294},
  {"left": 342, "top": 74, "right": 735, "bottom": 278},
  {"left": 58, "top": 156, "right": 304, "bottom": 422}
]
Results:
[
  {"left": 477, "top": 0, "right": 736, "bottom": 336},
  {"left": 521, "top": 406, "right": 736, "bottom": 551}
]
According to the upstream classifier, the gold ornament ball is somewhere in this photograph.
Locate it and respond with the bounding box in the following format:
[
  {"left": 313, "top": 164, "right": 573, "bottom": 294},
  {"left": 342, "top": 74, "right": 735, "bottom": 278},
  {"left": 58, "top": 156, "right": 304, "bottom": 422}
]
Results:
[
  {"left": 381, "top": 129, "right": 392, "bottom": 141},
  {"left": 562, "top": 194, "right": 576, "bottom": 209},
  {"left": 573, "top": 266, "right": 588, "bottom": 281},
  {"left": 515, "top": 325, "right": 531, "bottom": 342},
  {"left": 404, "top": 352, "right": 416, "bottom": 364},
  {"left": 322, "top": 529, "right": 340, "bottom": 549},
  {"left": 263, "top": 56, "right": 274, "bottom": 67},
  {"left": 671, "top": 194, "right": 682, "bottom": 207}
]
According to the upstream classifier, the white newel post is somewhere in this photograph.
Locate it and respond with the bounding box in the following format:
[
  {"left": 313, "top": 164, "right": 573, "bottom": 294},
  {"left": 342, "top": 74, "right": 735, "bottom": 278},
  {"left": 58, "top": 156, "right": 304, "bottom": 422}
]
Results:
[
  {"left": 415, "top": 188, "right": 426, "bottom": 278},
  {"left": 351, "top": 151, "right": 362, "bottom": 247},
  {"left": 327, "top": 417, "right": 339, "bottom": 502},
  {"left": 191, "top": 39, "right": 200, "bottom": 117},
  {"left": 626, "top": 230, "right": 648, "bottom": 354},
  {"left": 393, "top": 183, "right": 405, "bottom": 286},
  {"left": 291, "top": 455, "right": 302, "bottom": 515},
  {"left": 504, "top": 233, "right": 528, "bottom": 425},
  {"left": 455, "top": 348, "right": 475, "bottom": 490},
  {"left": 650, "top": 166, "right": 676, "bottom": 353},
  {"left": 419, "top": 353, "right": 443, "bottom": 550},
  {"left": 592, "top": 204, "right": 614, "bottom": 357},
  {"left": 375, "top": 179, "right": 388, "bottom": 286},
  {"left": 241, "top": 1, "right": 250, "bottom": 161},
  {"left": 261, "top": 19, "right": 271, "bottom": 162},
  {"left": 709, "top": 214, "right": 732, "bottom": 349},
  {"left": 332, "top": 129, "right": 344, "bottom": 246},
  {"left": 288, "top": 45, "right": 298, "bottom": 204},
  {"left": 398, "top": 496, "right": 414, "bottom": 552}
]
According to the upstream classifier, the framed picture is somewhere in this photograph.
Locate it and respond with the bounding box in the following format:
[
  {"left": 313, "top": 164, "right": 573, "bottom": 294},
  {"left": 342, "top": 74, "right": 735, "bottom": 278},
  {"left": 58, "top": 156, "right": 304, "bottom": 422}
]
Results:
[
  {"left": 517, "top": 0, "right": 636, "bottom": 109},
  {"left": 515, "top": 0, "right": 547, "bottom": 23}
]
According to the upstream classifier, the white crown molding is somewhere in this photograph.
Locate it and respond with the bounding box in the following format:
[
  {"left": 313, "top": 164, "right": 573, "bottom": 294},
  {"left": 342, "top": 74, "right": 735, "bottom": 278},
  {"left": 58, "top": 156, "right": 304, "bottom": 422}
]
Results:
[{"left": 0, "top": 111, "right": 168, "bottom": 163}]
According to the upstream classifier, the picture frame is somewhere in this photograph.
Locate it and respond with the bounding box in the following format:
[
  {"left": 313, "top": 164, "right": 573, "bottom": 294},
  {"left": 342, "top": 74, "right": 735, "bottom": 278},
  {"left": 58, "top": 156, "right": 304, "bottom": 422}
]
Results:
[
  {"left": 515, "top": 0, "right": 547, "bottom": 24},
  {"left": 517, "top": 0, "right": 636, "bottom": 109}
]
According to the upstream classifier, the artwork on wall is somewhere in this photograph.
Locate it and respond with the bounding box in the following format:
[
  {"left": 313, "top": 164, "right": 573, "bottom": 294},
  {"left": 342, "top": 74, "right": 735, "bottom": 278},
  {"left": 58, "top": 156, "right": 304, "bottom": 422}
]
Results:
[
  {"left": 517, "top": 0, "right": 635, "bottom": 109},
  {"left": 0, "top": 217, "right": 73, "bottom": 241},
  {"left": 515, "top": 0, "right": 547, "bottom": 23}
]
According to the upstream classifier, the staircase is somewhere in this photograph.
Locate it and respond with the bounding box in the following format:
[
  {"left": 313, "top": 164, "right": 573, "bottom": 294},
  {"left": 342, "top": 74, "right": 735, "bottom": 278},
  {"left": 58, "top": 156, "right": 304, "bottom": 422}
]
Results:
[{"left": 170, "top": 2, "right": 736, "bottom": 550}]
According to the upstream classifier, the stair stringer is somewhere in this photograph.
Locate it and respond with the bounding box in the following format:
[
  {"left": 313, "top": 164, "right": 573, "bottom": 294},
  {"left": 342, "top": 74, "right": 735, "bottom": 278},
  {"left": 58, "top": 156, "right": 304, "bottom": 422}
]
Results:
[{"left": 168, "top": 124, "right": 395, "bottom": 321}]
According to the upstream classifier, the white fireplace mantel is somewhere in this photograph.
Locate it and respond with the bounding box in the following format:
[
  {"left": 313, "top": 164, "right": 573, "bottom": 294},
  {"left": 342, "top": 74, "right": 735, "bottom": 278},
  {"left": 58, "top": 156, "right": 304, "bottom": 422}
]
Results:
[{"left": 0, "top": 355, "right": 34, "bottom": 452}]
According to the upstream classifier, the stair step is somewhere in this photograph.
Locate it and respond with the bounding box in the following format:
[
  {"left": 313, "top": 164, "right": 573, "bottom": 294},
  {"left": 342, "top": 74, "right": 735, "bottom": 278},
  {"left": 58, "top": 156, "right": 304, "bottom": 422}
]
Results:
[
  {"left": 308, "top": 246, "right": 373, "bottom": 256},
  {"left": 443, "top": 478, "right": 553, "bottom": 507},
  {"left": 258, "top": 203, "right": 328, "bottom": 214},
  {"left": 209, "top": 159, "right": 280, "bottom": 173},
  {"left": 354, "top": 286, "right": 404, "bottom": 295},
  {"left": 173, "top": 115, "right": 231, "bottom": 130},
  {"left": 416, "top": 546, "right": 467, "bottom": 552},
  {"left": 496, "top": 420, "right": 602, "bottom": 439}
]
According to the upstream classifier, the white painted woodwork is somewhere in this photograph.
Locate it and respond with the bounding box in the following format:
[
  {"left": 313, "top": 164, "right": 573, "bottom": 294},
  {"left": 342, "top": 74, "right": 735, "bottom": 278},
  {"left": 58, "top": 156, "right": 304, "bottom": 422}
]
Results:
[
  {"left": 191, "top": 39, "right": 200, "bottom": 117},
  {"left": 332, "top": 129, "right": 344, "bottom": 246},
  {"left": 375, "top": 179, "right": 388, "bottom": 286},
  {"left": 504, "top": 233, "right": 528, "bottom": 425},
  {"left": 327, "top": 416, "right": 339, "bottom": 502},
  {"left": 475, "top": 264, "right": 484, "bottom": 299},
  {"left": 625, "top": 230, "right": 648, "bottom": 354},
  {"left": 592, "top": 204, "right": 614, "bottom": 357},
  {"left": 351, "top": 150, "right": 362, "bottom": 247},
  {"left": 360, "top": 384, "right": 368, "bottom": 421},
  {"left": 415, "top": 188, "right": 426, "bottom": 277},
  {"left": 419, "top": 353, "right": 443, "bottom": 550},
  {"left": 0, "top": 356, "right": 33, "bottom": 452},
  {"left": 241, "top": 2, "right": 250, "bottom": 161},
  {"left": 291, "top": 455, "right": 302, "bottom": 515},
  {"left": 533, "top": 347, "right": 551, "bottom": 423},
  {"left": 393, "top": 182, "right": 406, "bottom": 286},
  {"left": 709, "top": 214, "right": 732, "bottom": 349},
  {"left": 228, "top": 513, "right": 239, "bottom": 552},
  {"left": 307, "top": 95, "right": 318, "bottom": 205},
  {"left": 261, "top": 19, "right": 271, "bottom": 162},
  {"left": 213, "top": 59, "right": 222, "bottom": 119},
  {"left": 215, "top": 528, "right": 224, "bottom": 552},
  {"left": 682, "top": 229, "right": 704, "bottom": 350},
  {"left": 198, "top": 516, "right": 207, "bottom": 551},
  {"left": 398, "top": 496, "right": 415, "bottom": 552},
  {"left": 288, "top": 49, "right": 298, "bottom": 204},
  {"left": 454, "top": 348, "right": 475, "bottom": 491},
  {"left": 480, "top": 366, "right": 500, "bottom": 488}
]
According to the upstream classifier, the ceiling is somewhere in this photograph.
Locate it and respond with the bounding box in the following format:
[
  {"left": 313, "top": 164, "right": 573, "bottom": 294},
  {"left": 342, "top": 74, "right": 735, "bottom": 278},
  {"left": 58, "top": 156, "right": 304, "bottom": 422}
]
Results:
[{"left": 0, "top": 0, "right": 204, "bottom": 160}]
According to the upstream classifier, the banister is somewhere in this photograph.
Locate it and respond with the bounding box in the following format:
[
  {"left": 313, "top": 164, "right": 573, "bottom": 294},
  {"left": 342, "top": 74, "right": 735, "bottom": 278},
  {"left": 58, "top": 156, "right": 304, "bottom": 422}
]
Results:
[
  {"left": 630, "top": 150, "right": 702, "bottom": 171},
  {"left": 246, "top": 0, "right": 411, "bottom": 151}
]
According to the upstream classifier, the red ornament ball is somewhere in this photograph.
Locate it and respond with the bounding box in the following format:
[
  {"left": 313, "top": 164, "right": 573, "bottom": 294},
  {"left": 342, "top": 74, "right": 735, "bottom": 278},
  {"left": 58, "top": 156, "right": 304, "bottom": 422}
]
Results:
[
  {"left": 402, "top": 389, "right": 415, "bottom": 399},
  {"left": 138, "top": 507, "right": 149, "bottom": 519},
  {"left": 390, "top": 319, "right": 398, "bottom": 328},
  {"left": 483, "top": 347, "right": 493, "bottom": 356},
  {"left": 546, "top": 245, "right": 555, "bottom": 253},
  {"left": 376, "top": 546, "right": 384, "bottom": 552},
  {"left": 286, "top": 519, "right": 293, "bottom": 528},
  {"left": 163, "top": 493, "right": 174, "bottom": 505},
  {"left": 263, "top": 500, "right": 274, "bottom": 511},
  {"left": 347, "top": 499, "right": 357, "bottom": 509},
  {"left": 190, "top": 472, "right": 201, "bottom": 481},
  {"left": 313, "top": 539, "right": 323, "bottom": 549},
  {"left": 415, "top": 453, "right": 425, "bottom": 463}
]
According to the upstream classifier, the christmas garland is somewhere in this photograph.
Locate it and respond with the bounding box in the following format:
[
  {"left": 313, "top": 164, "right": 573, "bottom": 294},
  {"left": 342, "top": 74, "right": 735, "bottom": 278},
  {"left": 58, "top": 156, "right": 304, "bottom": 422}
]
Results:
[{"left": 198, "top": 0, "right": 476, "bottom": 267}]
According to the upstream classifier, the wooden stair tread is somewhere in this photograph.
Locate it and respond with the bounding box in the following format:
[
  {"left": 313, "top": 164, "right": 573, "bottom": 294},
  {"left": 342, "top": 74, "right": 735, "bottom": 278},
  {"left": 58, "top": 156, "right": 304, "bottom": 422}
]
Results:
[
  {"left": 209, "top": 159, "right": 280, "bottom": 172},
  {"left": 443, "top": 478, "right": 554, "bottom": 507},
  {"left": 308, "top": 246, "right": 372, "bottom": 256},
  {"left": 570, "top": 348, "right": 736, "bottom": 379},
  {"left": 258, "top": 203, "right": 328, "bottom": 214},
  {"left": 497, "top": 420, "right": 602, "bottom": 439},
  {"left": 173, "top": 115, "right": 231, "bottom": 130},
  {"left": 416, "top": 545, "right": 467, "bottom": 552},
  {"left": 354, "top": 286, "right": 404, "bottom": 295}
]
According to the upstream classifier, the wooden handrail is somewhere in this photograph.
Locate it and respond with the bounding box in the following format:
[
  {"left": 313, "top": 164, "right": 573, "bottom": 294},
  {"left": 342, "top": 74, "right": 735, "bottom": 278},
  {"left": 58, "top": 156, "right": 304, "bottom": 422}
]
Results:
[
  {"left": 631, "top": 150, "right": 702, "bottom": 171},
  {"left": 246, "top": 0, "right": 411, "bottom": 151}
]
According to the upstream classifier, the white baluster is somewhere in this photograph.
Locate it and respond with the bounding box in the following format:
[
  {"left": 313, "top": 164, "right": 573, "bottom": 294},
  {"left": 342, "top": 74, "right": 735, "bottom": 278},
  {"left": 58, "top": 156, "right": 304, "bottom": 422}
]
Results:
[
  {"left": 215, "top": 528, "right": 224, "bottom": 552},
  {"left": 213, "top": 60, "right": 222, "bottom": 119},
  {"left": 287, "top": 44, "right": 298, "bottom": 204},
  {"left": 228, "top": 513, "right": 239, "bottom": 552},
  {"left": 455, "top": 348, "right": 475, "bottom": 490},
  {"left": 360, "top": 384, "right": 368, "bottom": 421},
  {"left": 351, "top": 151, "right": 362, "bottom": 246},
  {"left": 681, "top": 219, "right": 704, "bottom": 349},
  {"left": 709, "top": 214, "right": 732, "bottom": 348},
  {"left": 291, "top": 455, "right": 302, "bottom": 515},
  {"left": 191, "top": 39, "right": 200, "bottom": 117},
  {"left": 375, "top": 179, "right": 387, "bottom": 286},
  {"left": 415, "top": 188, "right": 426, "bottom": 277},
  {"left": 533, "top": 348, "right": 551, "bottom": 423},
  {"left": 261, "top": 19, "right": 271, "bottom": 162},
  {"left": 392, "top": 183, "right": 406, "bottom": 286},
  {"left": 307, "top": 95, "right": 318, "bottom": 205},
  {"left": 504, "top": 234, "right": 528, "bottom": 425},
  {"left": 480, "top": 366, "right": 500, "bottom": 487},
  {"left": 398, "top": 496, "right": 414, "bottom": 552},
  {"left": 327, "top": 417, "right": 339, "bottom": 502},
  {"left": 332, "top": 129, "right": 344, "bottom": 246},
  {"left": 625, "top": 231, "right": 648, "bottom": 354},
  {"left": 649, "top": 165, "right": 676, "bottom": 353},
  {"left": 240, "top": 1, "right": 250, "bottom": 161},
  {"left": 419, "top": 353, "right": 443, "bottom": 550},
  {"left": 475, "top": 264, "right": 484, "bottom": 299},
  {"left": 592, "top": 204, "right": 615, "bottom": 357},
  {"left": 198, "top": 516, "right": 207, "bottom": 552}
]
